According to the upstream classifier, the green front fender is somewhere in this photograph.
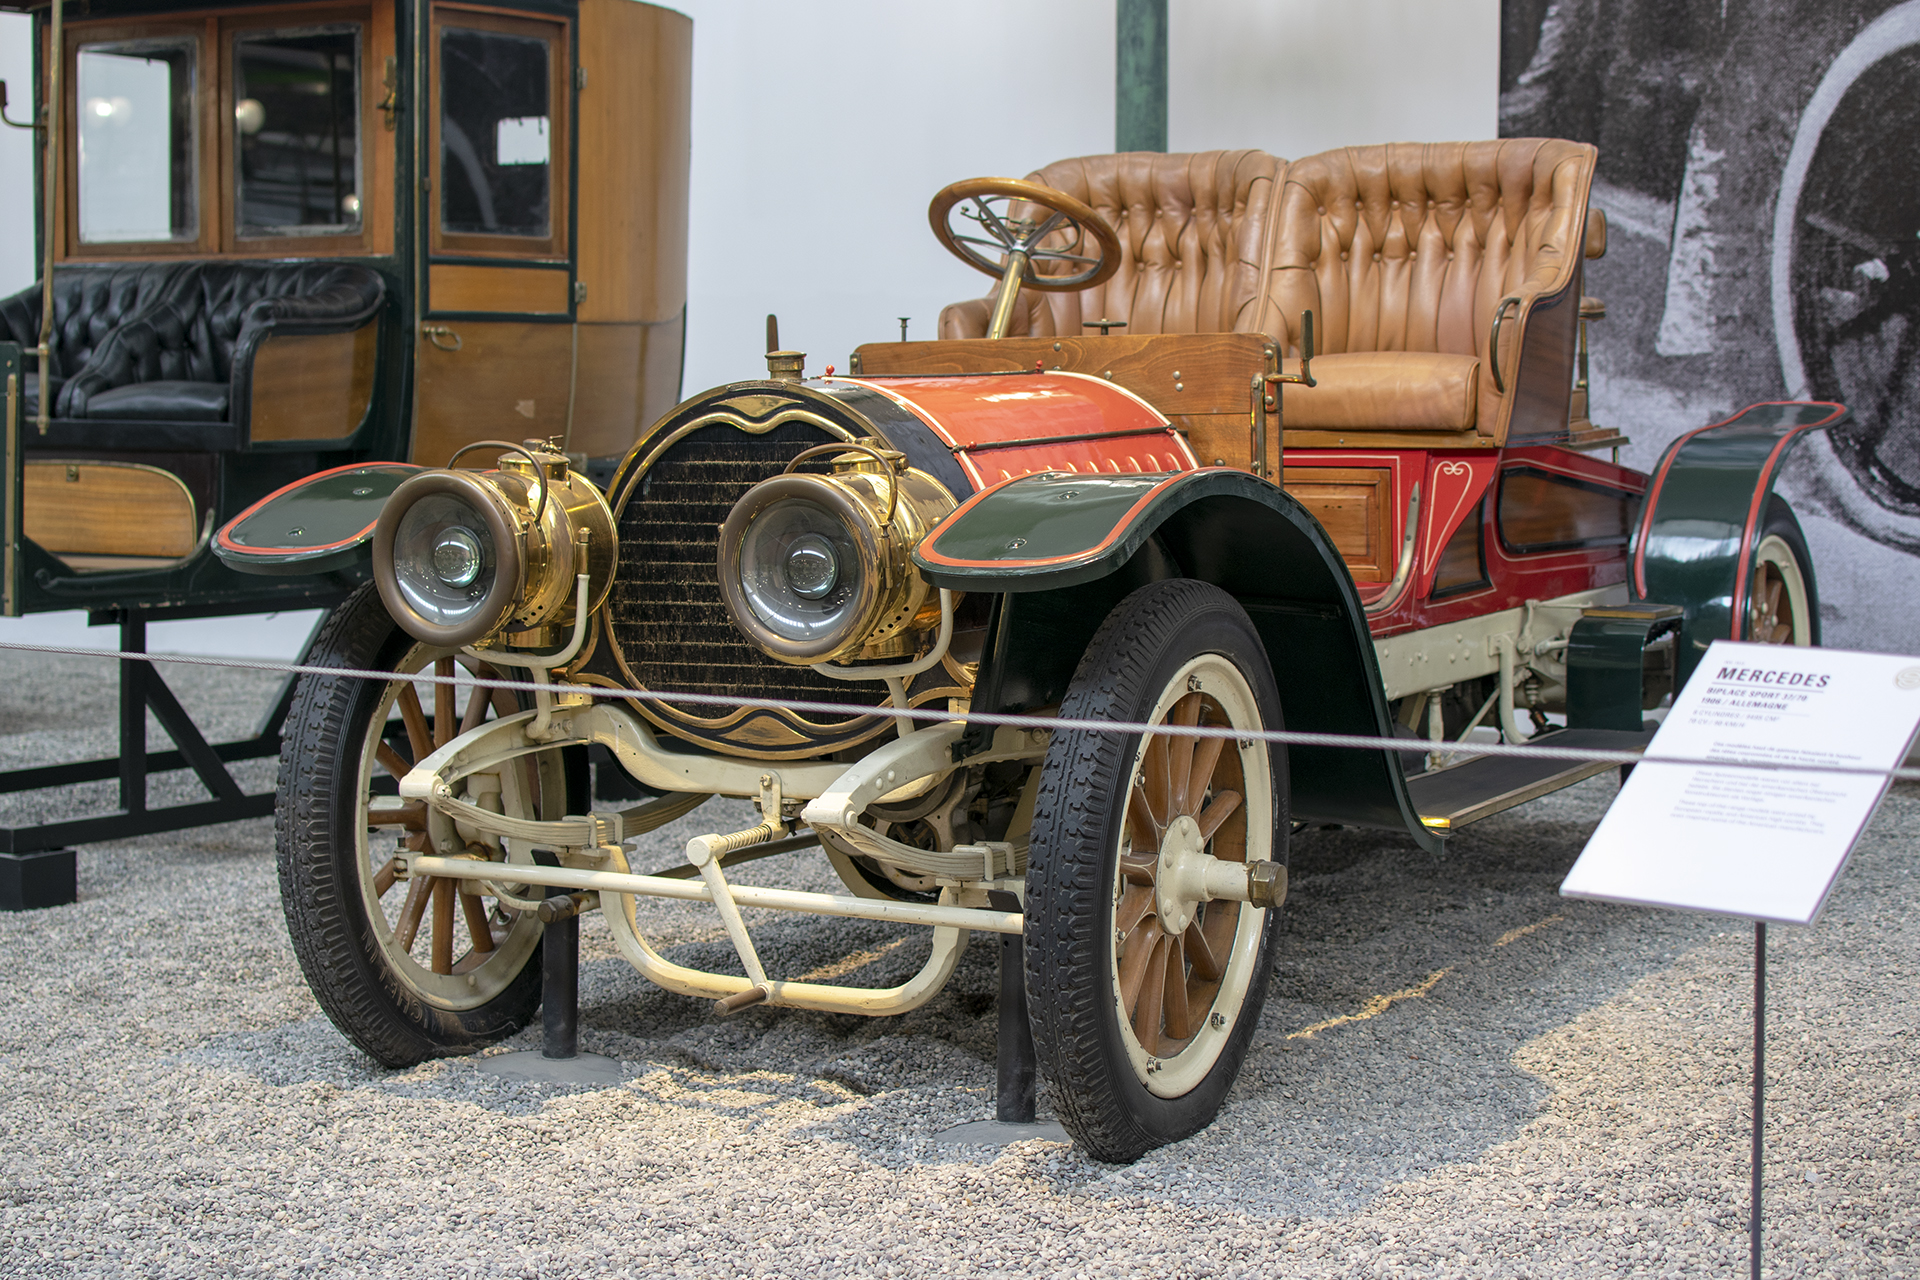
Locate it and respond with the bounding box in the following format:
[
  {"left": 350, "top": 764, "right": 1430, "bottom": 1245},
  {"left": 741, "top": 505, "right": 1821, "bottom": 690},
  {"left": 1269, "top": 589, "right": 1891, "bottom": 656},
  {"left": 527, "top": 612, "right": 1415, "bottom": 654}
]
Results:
[
  {"left": 1632, "top": 401, "right": 1847, "bottom": 687},
  {"left": 919, "top": 469, "right": 1441, "bottom": 853}
]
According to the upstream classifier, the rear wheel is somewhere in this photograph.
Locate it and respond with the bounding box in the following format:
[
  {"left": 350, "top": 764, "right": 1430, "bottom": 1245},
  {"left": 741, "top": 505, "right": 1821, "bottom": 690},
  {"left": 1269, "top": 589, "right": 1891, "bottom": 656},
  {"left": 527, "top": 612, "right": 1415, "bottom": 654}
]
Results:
[
  {"left": 276, "top": 585, "right": 574, "bottom": 1066},
  {"left": 1025, "top": 579, "right": 1285, "bottom": 1162},
  {"left": 1746, "top": 497, "right": 1819, "bottom": 646}
]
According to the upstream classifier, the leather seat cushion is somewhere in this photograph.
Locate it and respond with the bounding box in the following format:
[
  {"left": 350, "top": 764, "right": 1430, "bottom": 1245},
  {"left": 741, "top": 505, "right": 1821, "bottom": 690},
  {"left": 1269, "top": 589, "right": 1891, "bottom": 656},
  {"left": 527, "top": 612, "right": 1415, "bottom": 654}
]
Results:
[
  {"left": 84, "top": 380, "right": 230, "bottom": 422},
  {"left": 1281, "top": 351, "right": 1479, "bottom": 431}
]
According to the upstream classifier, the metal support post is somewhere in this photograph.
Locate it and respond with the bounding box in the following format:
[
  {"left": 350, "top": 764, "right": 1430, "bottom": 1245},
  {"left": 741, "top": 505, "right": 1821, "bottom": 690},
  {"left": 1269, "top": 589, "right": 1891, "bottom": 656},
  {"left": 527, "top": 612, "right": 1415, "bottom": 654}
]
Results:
[
  {"left": 119, "top": 613, "right": 147, "bottom": 815},
  {"left": 542, "top": 912, "right": 580, "bottom": 1061},
  {"left": 1752, "top": 921, "right": 1766, "bottom": 1280},
  {"left": 996, "top": 928, "right": 1037, "bottom": 1124}
]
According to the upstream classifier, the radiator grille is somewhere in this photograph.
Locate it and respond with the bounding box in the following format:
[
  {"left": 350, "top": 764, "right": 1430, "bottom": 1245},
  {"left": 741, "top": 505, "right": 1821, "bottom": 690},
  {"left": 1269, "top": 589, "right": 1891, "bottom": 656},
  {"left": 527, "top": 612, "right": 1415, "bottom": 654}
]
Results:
[{"left": 607, "top": 420, "right": 883, "bottom": 750}]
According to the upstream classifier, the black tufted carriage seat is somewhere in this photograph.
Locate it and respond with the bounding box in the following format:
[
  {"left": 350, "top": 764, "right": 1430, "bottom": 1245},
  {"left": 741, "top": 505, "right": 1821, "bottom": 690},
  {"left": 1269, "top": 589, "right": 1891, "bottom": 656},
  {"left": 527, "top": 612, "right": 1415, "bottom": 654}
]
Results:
[{"left": 0, "top": 262, "right": 384, "bottom": 450}]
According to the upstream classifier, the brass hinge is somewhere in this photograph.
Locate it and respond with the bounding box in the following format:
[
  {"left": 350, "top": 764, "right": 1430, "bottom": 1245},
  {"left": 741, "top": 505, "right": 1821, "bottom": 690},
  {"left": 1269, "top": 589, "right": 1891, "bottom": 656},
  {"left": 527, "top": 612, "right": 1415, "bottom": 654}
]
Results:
[{"left": 574, "top": 66, "right": 587, "bottom": 91}]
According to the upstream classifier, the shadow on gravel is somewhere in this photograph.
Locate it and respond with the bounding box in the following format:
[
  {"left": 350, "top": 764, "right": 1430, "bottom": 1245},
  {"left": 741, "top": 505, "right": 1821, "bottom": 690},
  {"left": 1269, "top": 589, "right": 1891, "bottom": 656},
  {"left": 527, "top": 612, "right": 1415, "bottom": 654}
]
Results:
[{"left": 160, "top": 773, "right": 1721, "bottom": 1220}]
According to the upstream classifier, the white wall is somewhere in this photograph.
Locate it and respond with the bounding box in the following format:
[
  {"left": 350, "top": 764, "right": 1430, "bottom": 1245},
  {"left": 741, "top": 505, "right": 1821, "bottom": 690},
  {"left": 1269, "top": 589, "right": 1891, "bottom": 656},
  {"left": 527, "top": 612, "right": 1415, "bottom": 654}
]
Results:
[
  {"left": 1169, "top": 0, "right": 1499, "bottom": 159},
  {"left": 0, "top": 14, "right": 33, "bottom": 294}
]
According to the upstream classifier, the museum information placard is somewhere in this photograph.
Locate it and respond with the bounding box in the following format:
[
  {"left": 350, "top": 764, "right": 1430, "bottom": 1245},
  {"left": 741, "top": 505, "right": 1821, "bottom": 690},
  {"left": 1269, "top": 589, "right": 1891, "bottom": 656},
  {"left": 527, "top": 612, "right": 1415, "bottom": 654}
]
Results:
[{"left": 1562, "top": 641, "right": 1920, "bottom": 923}]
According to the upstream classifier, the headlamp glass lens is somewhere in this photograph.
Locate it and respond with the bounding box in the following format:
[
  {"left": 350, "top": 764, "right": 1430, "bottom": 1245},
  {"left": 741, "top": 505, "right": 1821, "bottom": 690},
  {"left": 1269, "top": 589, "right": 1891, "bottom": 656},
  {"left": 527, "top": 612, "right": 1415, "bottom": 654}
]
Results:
[
  {"left": 739, "top": 499, "right": 861, "bottom": 643},
  {"left": 784, "top": 533, "right": 839, "bottom": 599},
  {"left": 432, "top": 527, "right": 483, "bottom": 588},
  {"left": 391, "top": 494, "right": 499, "bottom": 631}
]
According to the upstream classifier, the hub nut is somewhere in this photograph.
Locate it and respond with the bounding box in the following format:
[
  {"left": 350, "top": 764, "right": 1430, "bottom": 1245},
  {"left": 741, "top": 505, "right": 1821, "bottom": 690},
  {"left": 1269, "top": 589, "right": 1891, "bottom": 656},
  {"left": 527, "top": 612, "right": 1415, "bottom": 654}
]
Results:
[{"left": 1247, "top": 861, "right": 1288, "bottom": 909}]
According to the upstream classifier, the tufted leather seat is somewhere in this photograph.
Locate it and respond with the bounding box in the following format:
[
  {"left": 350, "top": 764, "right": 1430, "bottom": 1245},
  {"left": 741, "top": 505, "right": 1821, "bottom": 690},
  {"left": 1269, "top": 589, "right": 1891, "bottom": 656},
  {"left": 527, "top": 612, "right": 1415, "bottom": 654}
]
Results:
[
  {"left": 1262, "top": 139, "right": 1595, "bottom": 442},
  {"left": 60, "top": 263, "right": 385, "bottom": 434},
  {"left": 938, "top": 150, "right": 1284, "bottom": 339},
  {"left": 0, "top": 265, "right": 193, "bottom": 418}
]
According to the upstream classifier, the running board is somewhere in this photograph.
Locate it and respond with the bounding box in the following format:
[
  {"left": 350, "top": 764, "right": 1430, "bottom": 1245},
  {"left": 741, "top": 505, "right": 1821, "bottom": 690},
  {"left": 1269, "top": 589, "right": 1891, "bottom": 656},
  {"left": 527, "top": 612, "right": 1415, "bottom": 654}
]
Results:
[{"left": 1406, "top": 727, "right": 1656, "bottom": 832}]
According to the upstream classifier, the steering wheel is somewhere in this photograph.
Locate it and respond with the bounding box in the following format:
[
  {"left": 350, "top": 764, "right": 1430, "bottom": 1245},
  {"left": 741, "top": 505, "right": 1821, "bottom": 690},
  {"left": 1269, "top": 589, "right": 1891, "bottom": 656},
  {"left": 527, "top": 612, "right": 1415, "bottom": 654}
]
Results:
[{"left": 929, "top": 177, "right": 1122, "bottom": 295}]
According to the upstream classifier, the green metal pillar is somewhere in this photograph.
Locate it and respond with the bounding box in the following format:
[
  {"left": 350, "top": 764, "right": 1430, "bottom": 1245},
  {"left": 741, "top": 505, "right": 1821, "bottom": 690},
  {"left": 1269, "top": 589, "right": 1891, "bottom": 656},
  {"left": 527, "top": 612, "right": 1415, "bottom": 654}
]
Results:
[{"left": 1116, "top": 0, "right": 1167, "bottom": 152}]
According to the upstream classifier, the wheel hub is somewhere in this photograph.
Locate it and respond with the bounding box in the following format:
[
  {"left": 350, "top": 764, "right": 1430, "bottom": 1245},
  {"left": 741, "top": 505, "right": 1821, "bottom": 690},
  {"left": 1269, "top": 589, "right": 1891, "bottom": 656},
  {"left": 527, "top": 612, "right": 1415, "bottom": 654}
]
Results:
[{"left": 1154, "top": 814, "right": 1208, "bottom": 935}]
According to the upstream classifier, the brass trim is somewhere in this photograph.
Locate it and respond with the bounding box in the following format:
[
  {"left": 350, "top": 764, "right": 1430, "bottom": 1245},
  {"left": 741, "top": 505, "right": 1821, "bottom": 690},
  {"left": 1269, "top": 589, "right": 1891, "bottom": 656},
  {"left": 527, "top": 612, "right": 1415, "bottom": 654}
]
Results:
[{"left": 605, "top": 402, "right": 881, "bottom": 756}]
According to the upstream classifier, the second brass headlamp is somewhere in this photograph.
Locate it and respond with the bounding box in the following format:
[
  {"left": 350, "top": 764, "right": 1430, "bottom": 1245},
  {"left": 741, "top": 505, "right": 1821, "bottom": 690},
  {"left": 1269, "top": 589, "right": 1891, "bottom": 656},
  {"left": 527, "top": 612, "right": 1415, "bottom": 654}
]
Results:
[
  {"left": 372, "top": 442, "right": 616, "bottom": 649},
  {"left": 718, "top": 441, "right": 955, "bottom": 665}
]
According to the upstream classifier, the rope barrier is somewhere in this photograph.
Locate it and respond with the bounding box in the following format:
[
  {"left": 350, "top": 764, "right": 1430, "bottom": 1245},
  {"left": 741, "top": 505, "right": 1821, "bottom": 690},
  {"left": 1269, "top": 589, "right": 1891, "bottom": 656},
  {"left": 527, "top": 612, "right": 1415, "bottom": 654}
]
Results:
[{"left": 3, "top": 636, "right": 1917, "bottom": 783}]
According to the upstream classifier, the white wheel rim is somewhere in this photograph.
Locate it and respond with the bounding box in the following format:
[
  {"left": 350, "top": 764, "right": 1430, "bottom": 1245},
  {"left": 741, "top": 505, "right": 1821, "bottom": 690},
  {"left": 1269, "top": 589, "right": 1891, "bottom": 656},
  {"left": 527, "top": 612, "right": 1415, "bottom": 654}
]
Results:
[
  {"left": 1749, "top": 534, "right": 1812, "bottom": 646},
  {"left": 1109, "top": 653, "right": 1273, "bottom": 1099},
  {"left": 356, "top": 642, "right": 546, "bottom": 1010}
]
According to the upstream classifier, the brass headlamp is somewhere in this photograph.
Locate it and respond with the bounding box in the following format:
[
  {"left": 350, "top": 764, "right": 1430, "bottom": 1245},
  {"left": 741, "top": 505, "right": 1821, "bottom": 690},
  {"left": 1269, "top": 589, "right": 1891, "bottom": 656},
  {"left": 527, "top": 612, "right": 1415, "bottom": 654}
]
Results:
[
  {"left": 372, "top": 441, "right": 616, "bottom": 649},
  {"left": 718, "top": 441, "right": 956, "bottom": 665}
]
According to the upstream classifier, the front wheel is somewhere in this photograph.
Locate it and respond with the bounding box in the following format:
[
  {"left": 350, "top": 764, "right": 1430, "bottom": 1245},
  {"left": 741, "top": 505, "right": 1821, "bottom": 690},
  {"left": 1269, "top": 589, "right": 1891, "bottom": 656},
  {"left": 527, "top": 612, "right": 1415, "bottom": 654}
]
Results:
[
  {"left": 1025, "top": 579, "right": 1286, "bottom": 1162},
  {"left": 276, "top": 585, "right": 574, "bottom": 1067}
]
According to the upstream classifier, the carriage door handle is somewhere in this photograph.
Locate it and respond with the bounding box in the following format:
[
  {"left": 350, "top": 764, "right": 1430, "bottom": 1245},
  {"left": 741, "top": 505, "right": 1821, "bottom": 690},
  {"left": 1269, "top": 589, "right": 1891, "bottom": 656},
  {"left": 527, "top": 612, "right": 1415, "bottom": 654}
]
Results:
[{"left": 423, "top": 325, "right": 462, "bottom": 352}]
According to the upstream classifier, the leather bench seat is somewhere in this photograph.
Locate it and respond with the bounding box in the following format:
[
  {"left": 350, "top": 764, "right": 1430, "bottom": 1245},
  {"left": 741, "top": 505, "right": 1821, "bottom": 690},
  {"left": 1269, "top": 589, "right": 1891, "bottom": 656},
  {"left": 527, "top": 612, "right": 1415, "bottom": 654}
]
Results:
[
  {"left": 83, "top": 380, "right": 229, "bottom": 422},
  {"left": 1, "top": 261, "right": 383, "bottom": 443},
  {"left": 1280, "top": 351, "right": 1480, "bottom": 431}
]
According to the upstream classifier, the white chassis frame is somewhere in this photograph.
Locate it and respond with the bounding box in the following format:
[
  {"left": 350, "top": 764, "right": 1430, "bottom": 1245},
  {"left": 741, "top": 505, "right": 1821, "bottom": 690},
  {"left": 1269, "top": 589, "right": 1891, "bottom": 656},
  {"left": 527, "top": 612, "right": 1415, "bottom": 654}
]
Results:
[{"left": 385, "top": 586, "right": 1619, "bottom": 1018}]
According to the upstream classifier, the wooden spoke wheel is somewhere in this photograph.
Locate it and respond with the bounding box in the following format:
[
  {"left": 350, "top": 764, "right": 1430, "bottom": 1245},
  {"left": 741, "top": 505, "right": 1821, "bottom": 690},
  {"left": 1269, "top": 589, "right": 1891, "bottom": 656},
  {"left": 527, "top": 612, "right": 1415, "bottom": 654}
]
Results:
[
  {"left": 1026, "top": 579, "right": 1285, "bottom": 1163},
  {"left": 1747, "top": 499, "right": 1819, "bottom": 646},
  {"left": 276, "top": 585, "right": 575, "bottom": 1067}
]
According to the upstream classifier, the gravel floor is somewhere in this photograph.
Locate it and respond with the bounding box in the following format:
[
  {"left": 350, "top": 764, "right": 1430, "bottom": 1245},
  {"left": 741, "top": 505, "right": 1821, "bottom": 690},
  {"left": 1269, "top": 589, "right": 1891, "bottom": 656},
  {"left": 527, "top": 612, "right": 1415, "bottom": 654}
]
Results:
[{"left": 0, "top": 650, "right": 1915, "bottom": 1277}]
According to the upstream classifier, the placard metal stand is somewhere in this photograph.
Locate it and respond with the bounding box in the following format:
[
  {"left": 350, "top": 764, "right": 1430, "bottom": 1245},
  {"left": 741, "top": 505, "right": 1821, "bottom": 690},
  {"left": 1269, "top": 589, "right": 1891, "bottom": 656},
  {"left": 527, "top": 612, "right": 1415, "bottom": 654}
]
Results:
[{"left": 1751, "top": 922, "right": 1766, "bottom": 1280}]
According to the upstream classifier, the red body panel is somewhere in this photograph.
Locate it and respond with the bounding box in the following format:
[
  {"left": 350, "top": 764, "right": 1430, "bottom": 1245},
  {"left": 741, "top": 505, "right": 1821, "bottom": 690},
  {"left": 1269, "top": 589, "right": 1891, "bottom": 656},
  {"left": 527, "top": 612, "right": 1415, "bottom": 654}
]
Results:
[
  {"left": 827, "top": 373, "right": 1197, "bottom": 489},
  {"left": 1283, "top": 446, "right": 1647, "bottom": 637}
]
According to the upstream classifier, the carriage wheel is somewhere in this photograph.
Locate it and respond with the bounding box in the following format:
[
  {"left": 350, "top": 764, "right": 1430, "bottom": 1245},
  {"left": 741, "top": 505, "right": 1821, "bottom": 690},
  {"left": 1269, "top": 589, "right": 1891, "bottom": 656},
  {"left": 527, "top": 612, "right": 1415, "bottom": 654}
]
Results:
[
  {"left": 1025, "top": 579, "right": 1285, "bottom": 1162},
  {"left": 277, "top": 584, "right": 574, "bottom": 1066}
]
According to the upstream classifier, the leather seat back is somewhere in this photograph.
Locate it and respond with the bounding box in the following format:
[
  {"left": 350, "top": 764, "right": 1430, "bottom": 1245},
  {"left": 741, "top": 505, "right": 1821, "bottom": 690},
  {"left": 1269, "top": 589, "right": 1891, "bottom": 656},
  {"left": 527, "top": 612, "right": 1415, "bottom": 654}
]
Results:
[
  {"left": 939, "top": 150, "right": 1284, "bottom": 339},
  {"left": 1261, "top": 139, "right": 1596, "bottom": 440},
  {"left": 0, "top": 265, "right": 188, "bottom": 384}
]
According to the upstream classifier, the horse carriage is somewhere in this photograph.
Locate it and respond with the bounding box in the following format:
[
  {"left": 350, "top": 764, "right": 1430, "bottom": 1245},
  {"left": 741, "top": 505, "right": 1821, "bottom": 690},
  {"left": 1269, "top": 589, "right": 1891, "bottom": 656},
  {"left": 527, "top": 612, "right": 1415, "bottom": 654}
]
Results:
[
  {"left": 0, "top": 3, "right": 1837, "bottom": 1161},
  {"left": 0, "top": 0, "right": 689, "bottom": 853}
]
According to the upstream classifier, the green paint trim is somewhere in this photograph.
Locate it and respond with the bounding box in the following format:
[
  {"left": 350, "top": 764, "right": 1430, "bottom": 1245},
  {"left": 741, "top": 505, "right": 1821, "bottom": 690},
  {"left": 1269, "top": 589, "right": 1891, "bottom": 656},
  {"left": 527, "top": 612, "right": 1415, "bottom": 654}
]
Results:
[{"left": 1116, "top": 0, "right": 1167, "bottom": 152}]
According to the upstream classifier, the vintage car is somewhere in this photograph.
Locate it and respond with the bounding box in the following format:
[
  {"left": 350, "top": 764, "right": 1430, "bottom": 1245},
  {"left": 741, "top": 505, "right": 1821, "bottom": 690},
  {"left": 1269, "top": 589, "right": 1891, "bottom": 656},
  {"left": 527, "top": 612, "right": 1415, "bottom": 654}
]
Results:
[
  {"left": 225, "top": 140, "right": 1835, "bottom": 1162},
  {"left": 0, "top": 0, "right": 690, "bottom": 854}
]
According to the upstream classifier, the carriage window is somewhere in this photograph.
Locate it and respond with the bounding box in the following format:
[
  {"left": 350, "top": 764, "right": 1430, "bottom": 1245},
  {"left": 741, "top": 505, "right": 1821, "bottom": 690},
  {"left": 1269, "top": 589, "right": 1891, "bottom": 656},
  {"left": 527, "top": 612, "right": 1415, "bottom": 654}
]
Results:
[
  {"left": 1497, "top": 467, "right": 1635, "bottom": 555},
  {"left": 233, "top": 27, "right": 362, "bottom": 237},
  {"left": 439, "top": 25, "right": 552, "bottom": 238},
  {"left": 75, "top": 40, "right": 197, "bottom": 244}
]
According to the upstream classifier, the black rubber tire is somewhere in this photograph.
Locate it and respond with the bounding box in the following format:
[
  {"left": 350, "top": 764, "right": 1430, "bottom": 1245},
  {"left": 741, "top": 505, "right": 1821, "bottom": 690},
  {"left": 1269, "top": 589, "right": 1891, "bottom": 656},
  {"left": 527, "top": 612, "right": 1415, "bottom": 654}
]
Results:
[
  {"left": 276, "top": 584, "right": 548, "bottom": 1067},
  {"left": 1754, "top": 496, "right": 1821, "bottom": 646},
  {"left": 1024, "top": 578, "right": 1286, "bottom": 1163}
]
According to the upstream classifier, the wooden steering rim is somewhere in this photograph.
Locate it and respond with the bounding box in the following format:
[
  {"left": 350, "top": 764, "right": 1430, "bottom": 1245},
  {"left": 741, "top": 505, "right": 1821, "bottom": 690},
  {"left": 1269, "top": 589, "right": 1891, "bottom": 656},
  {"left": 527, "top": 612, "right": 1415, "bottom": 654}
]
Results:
[{"left": 928, "top": 177, "right": 1122, "bottom": 293}]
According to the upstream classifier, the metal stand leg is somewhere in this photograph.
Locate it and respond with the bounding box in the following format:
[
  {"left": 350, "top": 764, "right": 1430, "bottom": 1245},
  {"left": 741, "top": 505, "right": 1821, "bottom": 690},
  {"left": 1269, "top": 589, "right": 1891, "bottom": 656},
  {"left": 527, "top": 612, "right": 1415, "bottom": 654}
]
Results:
[
  {"left": 542, "top": 913, "right": 579, "bottom": 1061},
  {"left": 0, "top": 848, "right": 77, "bottom": 910},
  {"left": 996, "top": 929, "right": 1037, "bottom": 1124},
  {"left": 1752, "top": 921, "right": 1766, "bottom": 1280},
  {"left": 932, "top": 905, "right": 1068, "bottom": 1147},
  {"left": 476, "top": 898, "right": 618, "bottom": 1086}
]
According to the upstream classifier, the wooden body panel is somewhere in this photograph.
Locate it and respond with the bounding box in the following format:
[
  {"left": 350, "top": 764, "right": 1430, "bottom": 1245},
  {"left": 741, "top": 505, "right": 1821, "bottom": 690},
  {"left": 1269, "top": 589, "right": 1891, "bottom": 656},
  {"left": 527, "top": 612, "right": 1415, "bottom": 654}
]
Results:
[
  {"left": 1281, "top": 466, "right": 1391, "bottom": 582},
  {"left": 24, "top": 460, "right": 199, "bottom": 558},
  {"left": 411, "top": 320, "right": 571, "bottom": 465},
  {"left": 249, "top": 324, "right": 378, "bottom": 442},
  {"left": 575, "top": 0, "right": 691, "bottom": 325},
  {"left": 569, "top": 316, "right": 686, "bottom": 457},
  {"left": 427, "top": 264, "right": 571, "bottom": 314}
]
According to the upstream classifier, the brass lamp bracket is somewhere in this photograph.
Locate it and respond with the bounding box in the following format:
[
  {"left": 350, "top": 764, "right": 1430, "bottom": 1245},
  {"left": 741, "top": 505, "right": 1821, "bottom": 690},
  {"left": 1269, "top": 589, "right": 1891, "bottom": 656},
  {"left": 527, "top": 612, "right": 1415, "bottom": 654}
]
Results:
[{"left": 1249, "top": 310, "right": 1317, "bottom": 480}]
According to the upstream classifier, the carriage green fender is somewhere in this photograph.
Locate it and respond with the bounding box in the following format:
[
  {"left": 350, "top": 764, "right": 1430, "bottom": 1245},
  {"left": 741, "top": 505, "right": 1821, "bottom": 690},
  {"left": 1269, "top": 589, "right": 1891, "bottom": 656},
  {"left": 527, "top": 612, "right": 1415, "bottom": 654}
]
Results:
[
  {"left": 1631, "top": 401, "right": 1847, "bottom": 689},
  {"left": 914, "top": 468, "right": 1443, "bottom": 854}
]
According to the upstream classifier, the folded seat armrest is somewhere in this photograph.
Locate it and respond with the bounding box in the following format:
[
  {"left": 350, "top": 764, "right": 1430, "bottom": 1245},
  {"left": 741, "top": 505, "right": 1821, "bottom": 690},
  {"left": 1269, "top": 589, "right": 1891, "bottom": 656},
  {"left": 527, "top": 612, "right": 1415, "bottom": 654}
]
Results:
[{"left": 229, "top": 268, "right": 387, "bottom": 446}]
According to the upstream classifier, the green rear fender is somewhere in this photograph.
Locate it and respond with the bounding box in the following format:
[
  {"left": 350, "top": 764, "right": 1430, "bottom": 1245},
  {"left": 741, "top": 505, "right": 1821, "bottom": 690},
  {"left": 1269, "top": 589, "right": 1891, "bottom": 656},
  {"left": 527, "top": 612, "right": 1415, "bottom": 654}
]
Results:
[
  {"left": 920, "top": 469, "right": 1441, "bottom": 852},
  {"left": 1632, "top": 401, "right": 1847, "bottom": 686}
]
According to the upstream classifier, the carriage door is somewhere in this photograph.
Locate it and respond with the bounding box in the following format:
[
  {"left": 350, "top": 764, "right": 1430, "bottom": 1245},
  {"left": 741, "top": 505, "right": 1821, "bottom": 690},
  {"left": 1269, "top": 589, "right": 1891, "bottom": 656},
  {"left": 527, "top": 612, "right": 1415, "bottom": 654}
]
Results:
[{"left": 412, "top": 2, "right": 574, "bottom": 465}]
